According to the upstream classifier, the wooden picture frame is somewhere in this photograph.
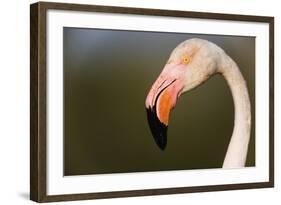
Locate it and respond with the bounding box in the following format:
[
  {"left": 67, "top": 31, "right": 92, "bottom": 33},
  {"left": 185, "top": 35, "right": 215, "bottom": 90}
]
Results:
[{"left": 30, "top": 1, "right": 274, "bottom": 202}]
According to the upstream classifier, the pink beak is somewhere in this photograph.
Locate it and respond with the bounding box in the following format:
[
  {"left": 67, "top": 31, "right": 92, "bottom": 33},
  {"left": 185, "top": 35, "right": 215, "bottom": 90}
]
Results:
[{"left": 145, "top": 64, "right": 185, "bottom": 150}]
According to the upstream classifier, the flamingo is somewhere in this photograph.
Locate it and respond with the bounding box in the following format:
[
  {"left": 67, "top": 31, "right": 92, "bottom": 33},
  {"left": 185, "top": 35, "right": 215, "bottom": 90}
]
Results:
[{"left": 145, "top": 38, "right": 251, "bottom": 168}]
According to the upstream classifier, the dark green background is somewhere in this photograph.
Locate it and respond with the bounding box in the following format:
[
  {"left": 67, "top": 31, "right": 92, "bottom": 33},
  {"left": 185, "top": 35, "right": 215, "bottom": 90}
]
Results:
[{"left": 63, "top": 27, "right": 255, "bottom": 176}]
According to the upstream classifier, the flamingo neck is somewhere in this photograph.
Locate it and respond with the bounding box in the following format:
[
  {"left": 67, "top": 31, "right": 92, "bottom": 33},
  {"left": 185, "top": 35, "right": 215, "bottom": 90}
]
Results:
[{"left": 219, "top": 56, "right": 251, "bottom": 168}]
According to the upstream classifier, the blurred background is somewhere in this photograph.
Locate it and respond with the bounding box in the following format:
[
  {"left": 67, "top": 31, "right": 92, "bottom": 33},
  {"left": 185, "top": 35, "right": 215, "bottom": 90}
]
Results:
[{"left": 63, "top": 27, "right": 255, "bottom": 176}]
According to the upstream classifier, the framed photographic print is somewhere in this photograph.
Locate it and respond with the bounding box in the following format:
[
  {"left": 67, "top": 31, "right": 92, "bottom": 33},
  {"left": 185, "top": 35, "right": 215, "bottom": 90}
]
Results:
[{"left": 30, "top": 1, "right": 274, "bottom": 202}]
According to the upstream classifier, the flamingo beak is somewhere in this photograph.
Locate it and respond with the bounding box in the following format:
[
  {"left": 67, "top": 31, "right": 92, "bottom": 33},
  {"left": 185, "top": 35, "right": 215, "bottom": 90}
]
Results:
[{"left": 145, "top": 66, "right": 184, "bottom": 150}]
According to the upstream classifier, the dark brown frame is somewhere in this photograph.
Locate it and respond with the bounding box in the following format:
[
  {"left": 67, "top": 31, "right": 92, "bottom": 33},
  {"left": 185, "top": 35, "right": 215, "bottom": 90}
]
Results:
[{"left": 30, "top": 1, "right": 274, "bottom": 203}]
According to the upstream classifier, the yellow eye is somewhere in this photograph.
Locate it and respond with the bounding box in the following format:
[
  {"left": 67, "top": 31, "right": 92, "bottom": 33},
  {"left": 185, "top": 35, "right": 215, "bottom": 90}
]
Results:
[{"left": 182, "top": 56, "right": 190, "bottom": 64}]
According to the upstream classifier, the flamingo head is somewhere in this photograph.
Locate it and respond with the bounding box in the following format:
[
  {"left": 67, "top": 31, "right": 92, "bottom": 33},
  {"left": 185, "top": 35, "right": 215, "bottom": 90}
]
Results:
[{"left": 145, "top": 38, "right": 220, "bottom": 150}]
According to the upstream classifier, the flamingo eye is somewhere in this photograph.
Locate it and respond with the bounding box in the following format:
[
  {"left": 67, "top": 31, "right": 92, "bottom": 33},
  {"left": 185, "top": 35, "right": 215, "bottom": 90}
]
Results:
[{"left": 182, "top": 56, "right": 190, "bottom": 64}]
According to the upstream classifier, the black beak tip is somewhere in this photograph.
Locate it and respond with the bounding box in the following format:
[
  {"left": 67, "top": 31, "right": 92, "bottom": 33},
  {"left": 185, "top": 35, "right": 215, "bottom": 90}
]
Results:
[
  {"left": 156, "top": 138, "right": 167, "bottom": 151},
  {"left": 146, "top": 107, "right": 168, "bottom": 151}
]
